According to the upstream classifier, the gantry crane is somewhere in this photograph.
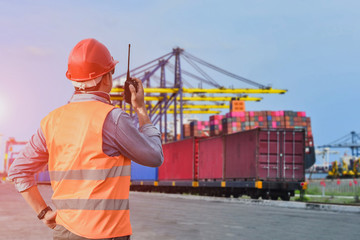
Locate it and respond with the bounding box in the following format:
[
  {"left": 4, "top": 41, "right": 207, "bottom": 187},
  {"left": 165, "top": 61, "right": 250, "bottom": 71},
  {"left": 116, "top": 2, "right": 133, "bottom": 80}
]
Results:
[
  {"left": 318, "top": 131, "right": 360, "bottom": 178},
  {"left": 318, "top": 131, "right": 360, "bottom": 157},
  {"left": 3, "top": 138, "right": 27, "bottom": 175},
  {"left": 314, "top": 148, "right": 339, "bottom": 171},
  {"left": 110, "top": 47, "right": 287, "bottom": 142}
]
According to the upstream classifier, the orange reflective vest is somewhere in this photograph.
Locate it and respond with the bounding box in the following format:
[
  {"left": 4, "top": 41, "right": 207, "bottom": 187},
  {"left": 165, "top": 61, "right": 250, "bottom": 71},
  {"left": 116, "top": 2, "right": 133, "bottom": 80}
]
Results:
[{"left": 41, "top": 101, "right": 132, "bottom": 239}]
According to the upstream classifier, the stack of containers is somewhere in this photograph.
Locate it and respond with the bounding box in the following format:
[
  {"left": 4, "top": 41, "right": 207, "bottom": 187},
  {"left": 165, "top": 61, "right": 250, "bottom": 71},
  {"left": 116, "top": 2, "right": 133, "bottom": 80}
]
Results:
[
  {"left": 247, "top": 111, "right": 268, "bottom": 130},
  {"left": 267, "top": 111, "right": 286, "bottom": 129},
  {"left": 282, "top": 111, "right": 312, "bottom": 137},
  {"left": 222, "top": 111, "right": 247, "bottom": 134},
  {"left": 183, "top": 110, "right": 313, "bottom": 147},
  {"left": 284, "top": 111, "right": 306, "bottom": 128},
  {"left": 209, "top": 115, "right": 224, "bottom": 136},
  {"left": 189, "top": 121, "right": 210, "bottom": 137}
]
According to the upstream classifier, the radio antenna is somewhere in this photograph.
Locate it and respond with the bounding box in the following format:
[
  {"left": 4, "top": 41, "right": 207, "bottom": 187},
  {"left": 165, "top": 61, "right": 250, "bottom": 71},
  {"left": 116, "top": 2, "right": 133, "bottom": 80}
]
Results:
[{"left": 127, "top": 44, "right": 131, "bottom": 81}]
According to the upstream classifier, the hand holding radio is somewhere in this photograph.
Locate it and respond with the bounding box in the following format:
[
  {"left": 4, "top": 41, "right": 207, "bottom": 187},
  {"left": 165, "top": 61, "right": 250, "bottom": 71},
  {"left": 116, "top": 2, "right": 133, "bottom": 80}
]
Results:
[
  {"left": 124, "top": 77, "right": 138, "bottom": 104},
  {"left": 128, "top": 77, "right": 145, "bottom": 110},
  {"left": 124, "top": 44, "right": 146, "bottom": 112},
  {"left": 123, "top": 44, "right": 151, "bottom": 126}
]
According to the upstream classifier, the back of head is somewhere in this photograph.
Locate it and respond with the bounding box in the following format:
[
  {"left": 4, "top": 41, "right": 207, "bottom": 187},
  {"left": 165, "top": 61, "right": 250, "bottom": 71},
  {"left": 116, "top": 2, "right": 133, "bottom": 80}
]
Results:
[{"left": 66, "top": 38, "right": 118, "bottom": 90}]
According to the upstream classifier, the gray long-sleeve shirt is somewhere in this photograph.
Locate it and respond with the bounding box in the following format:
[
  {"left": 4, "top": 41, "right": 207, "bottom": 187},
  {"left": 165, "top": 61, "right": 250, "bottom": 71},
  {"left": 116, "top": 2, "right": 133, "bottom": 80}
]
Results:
[{"left": 7, "top": 93, "right": 164, "bottom": 192}]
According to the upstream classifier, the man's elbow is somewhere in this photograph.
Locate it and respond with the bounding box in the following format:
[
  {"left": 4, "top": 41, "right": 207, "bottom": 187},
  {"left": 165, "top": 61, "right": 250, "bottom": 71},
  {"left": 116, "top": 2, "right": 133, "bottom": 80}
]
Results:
[{"left": 148, "top": 152, "right": 164, "bottom": 167}]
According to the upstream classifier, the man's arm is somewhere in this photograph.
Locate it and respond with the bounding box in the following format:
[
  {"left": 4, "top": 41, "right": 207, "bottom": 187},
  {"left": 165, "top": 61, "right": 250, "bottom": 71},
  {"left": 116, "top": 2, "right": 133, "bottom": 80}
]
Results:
[
  {"left": 21, "top": 186, "right": 57, "bottom": 229},
  {"left": 102, "top": 77, "right": 164, "bottom": 167},
  {"left": 7, "top": 128, "right": 56, "bottom": 229}
]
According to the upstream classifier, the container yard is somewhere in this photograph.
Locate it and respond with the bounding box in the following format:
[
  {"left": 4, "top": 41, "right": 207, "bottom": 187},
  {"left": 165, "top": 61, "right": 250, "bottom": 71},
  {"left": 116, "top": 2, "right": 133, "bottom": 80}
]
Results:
[
  {"left": 3, "top": 48, "right": 317, "bottom": 201},
  {"left": 2, "top": 46, "right": 358, "bottom": 205},
  {"left": 3, "top": 47, "right": 358, "bottom": 203}
]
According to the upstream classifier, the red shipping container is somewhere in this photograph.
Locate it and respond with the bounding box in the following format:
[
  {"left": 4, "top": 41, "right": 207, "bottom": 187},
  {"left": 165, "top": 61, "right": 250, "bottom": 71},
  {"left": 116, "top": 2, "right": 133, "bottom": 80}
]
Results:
[
  {"left": 198, "top": 136, "right": 224, "bottom": 180},
  {"left": 224, "top": 128, "right": 305, "bottom": 182},
  {"left": 159, "top": 137, "right": 200, "bottom": 180}
]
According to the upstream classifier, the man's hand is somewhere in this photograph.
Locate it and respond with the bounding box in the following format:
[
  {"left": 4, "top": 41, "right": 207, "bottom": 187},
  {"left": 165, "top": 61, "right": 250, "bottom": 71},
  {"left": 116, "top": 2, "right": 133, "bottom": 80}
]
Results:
[
  {"left": 129, "top": 77, "right": 145, "bottom": 111},
  {"left": 129, "top": 77, "right": 152, "bottom": 127},
  {"left": 20, "top": 186, "right": 57, "bottom": 229},
  {"left": 42, "top": 210, "right": 57, "bottom": 229}
]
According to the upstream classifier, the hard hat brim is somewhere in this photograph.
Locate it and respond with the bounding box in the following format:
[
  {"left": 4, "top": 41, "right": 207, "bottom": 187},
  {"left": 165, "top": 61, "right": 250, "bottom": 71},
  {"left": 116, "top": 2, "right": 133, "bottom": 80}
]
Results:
[{"left": 66, "top": 59, "right": 118, "bottom": 82}]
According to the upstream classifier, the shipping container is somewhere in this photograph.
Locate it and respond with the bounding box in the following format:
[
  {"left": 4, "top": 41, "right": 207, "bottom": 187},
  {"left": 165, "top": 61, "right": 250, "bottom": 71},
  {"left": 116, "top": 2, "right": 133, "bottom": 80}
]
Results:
[
  {"left": 224, "top": 128, "right": 305, "bottom": 182},
  {"left": 37, "top": 171, "right": 50, "bottom": 182},
  {"left": 131, "top": 128, "right": 306, "bottom": 200},
  {"left": 230, "top": 100, "right": 245, "bottom": 112},
  {"left": 131, "top": 161, "right": 158, "bottom": 181},
  {"left": 159, "top": 137, "right": 200, "bottom": 180},
  {"left": 198, "top": 136, "right": 224, "bottom": 180},
  {"left": 35, "top": 165, "right": 50, "bottom": 183}
]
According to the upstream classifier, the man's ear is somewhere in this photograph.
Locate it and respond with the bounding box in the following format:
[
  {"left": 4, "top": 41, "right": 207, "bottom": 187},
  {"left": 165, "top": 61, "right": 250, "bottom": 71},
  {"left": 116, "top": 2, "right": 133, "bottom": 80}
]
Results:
[{"left": 102, "top": 73, "right": 112, "bottom": 86}]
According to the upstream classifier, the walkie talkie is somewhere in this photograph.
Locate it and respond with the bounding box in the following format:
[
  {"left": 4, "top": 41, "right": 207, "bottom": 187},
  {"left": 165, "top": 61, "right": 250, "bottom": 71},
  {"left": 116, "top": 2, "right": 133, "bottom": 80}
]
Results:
[{"left": 124, "top": 44, "right": 138, "bottom": 104}]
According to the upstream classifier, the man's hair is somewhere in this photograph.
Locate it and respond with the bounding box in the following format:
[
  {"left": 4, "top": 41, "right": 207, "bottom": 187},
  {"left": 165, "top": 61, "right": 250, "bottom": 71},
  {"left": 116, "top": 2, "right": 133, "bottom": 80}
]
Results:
[
  {"left": 73, "top": 72, "right": 111, "bottom": 91},
  {"left": 74, "top": 81, "right": 102, "bottom": 91}
]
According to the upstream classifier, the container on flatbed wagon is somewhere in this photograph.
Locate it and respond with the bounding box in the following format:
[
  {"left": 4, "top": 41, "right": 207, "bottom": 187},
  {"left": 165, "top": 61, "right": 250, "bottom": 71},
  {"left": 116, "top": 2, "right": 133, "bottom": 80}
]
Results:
[
  {"left": 36, "top": 170, "right": 50, "bottom": 182},
  {"left": 224, "top": 128, "right": 305, "bottom": 182},
  {"left": 159, "top": 137, "right": 201, "bottom": 181},
  {"left": 198, "top": 136, "right": 224, "bottom": 180},
  {"left": 131, "top": 161, "right": 158, "bottom": 181}
]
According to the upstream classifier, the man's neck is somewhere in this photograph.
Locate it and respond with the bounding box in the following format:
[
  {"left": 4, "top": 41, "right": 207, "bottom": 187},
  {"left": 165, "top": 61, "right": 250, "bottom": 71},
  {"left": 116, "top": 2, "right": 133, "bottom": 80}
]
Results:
[{"left": 74, "top": 91, "right": 111, "bottom": 103}]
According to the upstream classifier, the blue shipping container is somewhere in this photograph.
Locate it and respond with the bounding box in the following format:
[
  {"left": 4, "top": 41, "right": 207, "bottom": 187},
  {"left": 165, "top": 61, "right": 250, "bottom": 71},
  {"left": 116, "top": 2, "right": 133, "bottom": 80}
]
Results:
[
  {"left": 131, "top": 161, "right": 158, "bottom": 181},
  {"left": 35, "top": 170, "right": 50, "bottom": 183},
  {"left": 38, "top": 171, "right": 50, "bottom": 182}
]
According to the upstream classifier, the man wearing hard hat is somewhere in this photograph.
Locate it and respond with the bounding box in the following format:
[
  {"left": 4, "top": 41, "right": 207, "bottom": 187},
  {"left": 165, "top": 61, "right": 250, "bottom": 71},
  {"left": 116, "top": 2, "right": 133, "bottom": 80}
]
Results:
[{"left": 8, "top": 38, "right": 164, "bottom": 240}]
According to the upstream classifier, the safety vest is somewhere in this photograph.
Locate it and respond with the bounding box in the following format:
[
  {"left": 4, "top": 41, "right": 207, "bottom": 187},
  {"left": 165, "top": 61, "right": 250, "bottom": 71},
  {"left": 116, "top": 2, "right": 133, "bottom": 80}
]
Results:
[{"left": 41, "top": 101, "right": 132, "bottom": 239}]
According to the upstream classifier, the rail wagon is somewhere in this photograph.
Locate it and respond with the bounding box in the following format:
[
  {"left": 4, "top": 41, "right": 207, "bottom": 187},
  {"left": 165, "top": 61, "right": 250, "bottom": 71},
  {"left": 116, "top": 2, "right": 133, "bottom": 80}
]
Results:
[{"left": 131, "top": 128, "right": 307, "bottom": 200}]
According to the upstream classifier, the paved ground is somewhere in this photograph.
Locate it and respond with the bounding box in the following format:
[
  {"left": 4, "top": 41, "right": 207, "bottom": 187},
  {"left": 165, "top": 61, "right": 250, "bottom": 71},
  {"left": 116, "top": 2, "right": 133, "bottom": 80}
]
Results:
[{"left": 0, "top": 182, "right": 359, "bottom": 240}]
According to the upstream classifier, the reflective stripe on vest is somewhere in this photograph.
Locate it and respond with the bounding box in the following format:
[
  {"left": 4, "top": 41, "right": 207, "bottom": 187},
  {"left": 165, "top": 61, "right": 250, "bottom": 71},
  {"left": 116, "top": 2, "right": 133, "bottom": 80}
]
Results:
[
  {"left": 41, "top": 101, "right": 132, "bottom": 239},
  {"left": 49, "top": 165, "right": 131, "bottom": 181},
  {"left": 53, "top": 198, "right": 129, "bottom": 210}
]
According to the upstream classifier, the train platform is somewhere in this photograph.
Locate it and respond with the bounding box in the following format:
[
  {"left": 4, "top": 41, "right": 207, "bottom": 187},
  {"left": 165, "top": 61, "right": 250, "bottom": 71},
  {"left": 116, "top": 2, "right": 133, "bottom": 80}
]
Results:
[{"left": 0, "top": 182, "right": 359, "bottom": 240}]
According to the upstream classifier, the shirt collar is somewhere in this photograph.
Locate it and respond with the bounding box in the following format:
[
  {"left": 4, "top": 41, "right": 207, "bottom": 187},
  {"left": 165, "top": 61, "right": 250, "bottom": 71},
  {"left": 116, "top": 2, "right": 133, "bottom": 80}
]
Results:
[{"left": 69, "top": 91, "right": 112, "bottom": 104}]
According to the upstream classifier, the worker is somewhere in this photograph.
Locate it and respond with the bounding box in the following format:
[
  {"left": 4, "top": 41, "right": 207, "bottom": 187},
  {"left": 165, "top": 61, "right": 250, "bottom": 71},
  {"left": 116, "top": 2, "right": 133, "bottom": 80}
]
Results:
[{"left": 7, "top": 38, "right": 164, "bottom": 240}]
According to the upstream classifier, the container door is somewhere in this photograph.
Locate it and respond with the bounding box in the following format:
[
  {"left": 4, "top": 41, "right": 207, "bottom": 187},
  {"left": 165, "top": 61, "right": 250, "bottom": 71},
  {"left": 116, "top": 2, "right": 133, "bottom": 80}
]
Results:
[
  {"left": 258, "top": 129, "right": 305, "bottom": 181},
  {"left": 280, "top": 130, "right": 305, "bottom": 181},
  {"left": 258, "top": 130, "right": 282, "bottom": 180}
]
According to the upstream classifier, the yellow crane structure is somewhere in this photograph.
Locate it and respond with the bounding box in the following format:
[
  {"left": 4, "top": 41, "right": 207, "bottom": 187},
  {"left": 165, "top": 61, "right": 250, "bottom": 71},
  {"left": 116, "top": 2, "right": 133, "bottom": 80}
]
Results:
[
  {"left": 328, "top": 160, "right": 340, "bottom": 178},
  {"left": 354, "top": 158, "right": 360, "bottom": 177},
  {"left": 110, "top": 47, "right": 287, "bottom": 142},
  {"left": 327, "top": 157, "right": 360, "bottom": 178}
]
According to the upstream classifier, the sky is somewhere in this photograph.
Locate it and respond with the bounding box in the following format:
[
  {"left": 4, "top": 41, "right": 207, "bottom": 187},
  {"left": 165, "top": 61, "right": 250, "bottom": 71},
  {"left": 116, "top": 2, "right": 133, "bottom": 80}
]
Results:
[{"left": 0, "top": 0, "right": 359, "bottom": 170}]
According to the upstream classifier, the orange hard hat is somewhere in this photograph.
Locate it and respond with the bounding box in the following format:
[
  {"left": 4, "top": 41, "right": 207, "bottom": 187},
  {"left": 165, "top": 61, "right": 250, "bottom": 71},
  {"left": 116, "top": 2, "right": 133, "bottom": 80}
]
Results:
[{"left": 66, "top": 38, "right": 118, "bottom": 82}]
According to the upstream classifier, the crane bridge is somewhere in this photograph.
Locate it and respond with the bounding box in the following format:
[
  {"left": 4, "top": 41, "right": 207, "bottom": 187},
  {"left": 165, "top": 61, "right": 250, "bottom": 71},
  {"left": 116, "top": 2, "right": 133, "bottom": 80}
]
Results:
[{"left": 110, "top": 47, "right": 287, "bottom": 142}]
